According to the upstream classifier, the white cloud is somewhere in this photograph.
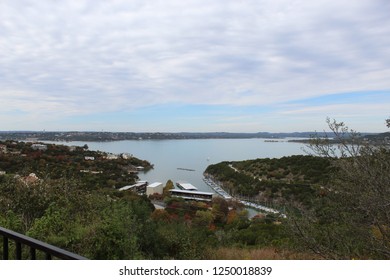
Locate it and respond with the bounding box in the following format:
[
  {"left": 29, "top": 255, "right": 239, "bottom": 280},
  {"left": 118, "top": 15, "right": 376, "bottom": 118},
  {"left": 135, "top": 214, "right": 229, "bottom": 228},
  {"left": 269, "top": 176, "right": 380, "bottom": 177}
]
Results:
[{"left": 281, "top": 103, "right": 389, "bottom": 117}]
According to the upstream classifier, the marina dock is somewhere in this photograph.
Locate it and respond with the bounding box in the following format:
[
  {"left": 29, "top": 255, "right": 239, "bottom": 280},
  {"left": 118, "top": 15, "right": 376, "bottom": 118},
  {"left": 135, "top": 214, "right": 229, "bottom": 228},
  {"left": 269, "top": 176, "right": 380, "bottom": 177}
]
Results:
[
  {"left": 203, "top": 177, "right": 232, "bottom": 199},
  {"left": 203, "top": 176, "right": 283, "bottom": 216}
]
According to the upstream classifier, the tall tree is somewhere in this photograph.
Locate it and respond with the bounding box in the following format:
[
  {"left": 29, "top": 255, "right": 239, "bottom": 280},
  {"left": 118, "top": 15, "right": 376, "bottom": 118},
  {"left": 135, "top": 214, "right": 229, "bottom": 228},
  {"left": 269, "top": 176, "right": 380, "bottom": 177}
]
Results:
[
  {"left": 162, "top": 179, "right": 174, "bottom": 197},
  {"left": 288, "top": 118, "right": 390, "bottom": 259}
]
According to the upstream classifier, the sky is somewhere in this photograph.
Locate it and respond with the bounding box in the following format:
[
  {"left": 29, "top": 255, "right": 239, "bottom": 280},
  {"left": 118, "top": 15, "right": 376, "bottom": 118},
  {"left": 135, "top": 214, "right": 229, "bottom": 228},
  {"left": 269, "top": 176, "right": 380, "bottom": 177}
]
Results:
[{"left": 1, "top": 0, "right": 389, "bottom": 133}]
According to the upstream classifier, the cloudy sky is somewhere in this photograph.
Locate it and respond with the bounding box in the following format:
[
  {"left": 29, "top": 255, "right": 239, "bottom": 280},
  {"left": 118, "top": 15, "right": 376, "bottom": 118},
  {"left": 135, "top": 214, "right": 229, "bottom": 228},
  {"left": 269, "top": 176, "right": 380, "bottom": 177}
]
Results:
[{"left": 1, "top": 0, "right": 389, "bottom": 132}]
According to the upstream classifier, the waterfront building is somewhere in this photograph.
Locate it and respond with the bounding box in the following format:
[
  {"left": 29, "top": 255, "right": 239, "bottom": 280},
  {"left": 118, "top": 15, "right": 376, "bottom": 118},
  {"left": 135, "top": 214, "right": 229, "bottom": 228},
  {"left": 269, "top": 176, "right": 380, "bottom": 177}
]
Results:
[
  {"left": 169, "top": 189, "right": 214, "bottom": 202},
  {"left": 119, "top": 181, "right": 148, "bottom": 193},
  {"left": 146, "top": 182, "right": 163, "bottom": 196}
]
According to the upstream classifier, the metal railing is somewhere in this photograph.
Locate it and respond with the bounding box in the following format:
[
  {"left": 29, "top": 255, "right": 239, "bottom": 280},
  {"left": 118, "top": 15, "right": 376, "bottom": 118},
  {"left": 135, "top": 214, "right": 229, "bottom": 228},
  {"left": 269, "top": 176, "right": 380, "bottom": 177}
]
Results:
[{"left": 0, "top": 226, "right": 87, "bottom": 260}]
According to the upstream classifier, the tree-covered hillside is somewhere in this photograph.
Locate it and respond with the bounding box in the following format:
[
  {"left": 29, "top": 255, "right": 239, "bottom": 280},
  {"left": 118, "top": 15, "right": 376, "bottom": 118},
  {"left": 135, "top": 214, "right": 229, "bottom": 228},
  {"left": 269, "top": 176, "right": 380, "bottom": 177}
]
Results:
[
  {"left": 205, "top": 155, "right": 334, "bottom": 207},
  {"left": 0, "top": 140, "right": 152, "bottom": 189}
]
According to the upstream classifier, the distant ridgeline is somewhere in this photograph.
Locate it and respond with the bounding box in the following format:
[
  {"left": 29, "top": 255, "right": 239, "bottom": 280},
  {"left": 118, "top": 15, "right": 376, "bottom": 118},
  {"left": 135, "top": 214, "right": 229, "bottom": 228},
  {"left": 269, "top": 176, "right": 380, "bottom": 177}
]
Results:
[
  {"left": 205, "top": 155, "right": 334, "bottom": 207},
  {"left": 0, "top": 131, "right": 334, "bottom": 142}
]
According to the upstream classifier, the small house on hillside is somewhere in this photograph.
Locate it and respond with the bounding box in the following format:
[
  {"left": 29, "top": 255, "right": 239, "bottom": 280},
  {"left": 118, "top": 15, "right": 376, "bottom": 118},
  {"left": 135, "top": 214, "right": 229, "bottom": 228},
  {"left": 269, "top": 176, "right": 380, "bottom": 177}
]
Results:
[
  {"left": 84, "top": 156, "right": 95, "bottom": 161},
  {"left": 31, "top": 144, "right": 47, "bottom": 151},
  {"left": 0, "top": 144, "right": 7, "bottom": 153}
]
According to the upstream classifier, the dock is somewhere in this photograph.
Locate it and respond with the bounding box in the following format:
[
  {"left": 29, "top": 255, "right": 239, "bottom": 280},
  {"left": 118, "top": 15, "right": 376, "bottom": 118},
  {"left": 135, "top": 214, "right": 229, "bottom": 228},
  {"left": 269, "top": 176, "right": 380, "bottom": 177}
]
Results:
[
  {"left": 203, "top": 176, "right": 284, "bottom": 216},
  {"left": 203, "top": 177, "right": 232, "bottom": 199}
]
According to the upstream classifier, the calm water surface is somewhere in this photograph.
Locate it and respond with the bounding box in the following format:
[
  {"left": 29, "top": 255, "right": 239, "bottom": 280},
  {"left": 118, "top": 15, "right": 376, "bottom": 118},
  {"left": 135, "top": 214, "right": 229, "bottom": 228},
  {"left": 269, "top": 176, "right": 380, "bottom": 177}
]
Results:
[{"left": 54, "top": 139, "right": 307, "bottom": 193}]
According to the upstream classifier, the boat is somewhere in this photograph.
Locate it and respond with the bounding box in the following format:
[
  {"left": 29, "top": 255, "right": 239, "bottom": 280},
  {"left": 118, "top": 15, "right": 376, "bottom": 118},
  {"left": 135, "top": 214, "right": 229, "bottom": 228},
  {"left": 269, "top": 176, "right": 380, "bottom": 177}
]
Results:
[{"left": 177, "top": 167, "right": 195, "bottom": 172}]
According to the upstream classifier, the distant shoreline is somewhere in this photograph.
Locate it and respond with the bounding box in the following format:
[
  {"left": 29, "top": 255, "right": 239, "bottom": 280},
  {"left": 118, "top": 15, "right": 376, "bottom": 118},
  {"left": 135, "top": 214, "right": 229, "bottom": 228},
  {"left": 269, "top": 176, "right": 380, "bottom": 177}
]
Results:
[
  {"left": 0, "top": 131, "right": 384, "bottom": 143},
  {"left": 0, "top": 131, "right": 334, "bottom": 142}
]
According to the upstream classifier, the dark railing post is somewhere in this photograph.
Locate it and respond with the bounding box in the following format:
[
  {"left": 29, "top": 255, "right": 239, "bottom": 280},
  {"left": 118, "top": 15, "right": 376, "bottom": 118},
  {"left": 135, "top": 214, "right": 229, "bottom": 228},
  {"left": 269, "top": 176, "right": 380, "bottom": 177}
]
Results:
[
  {"left": 3, "top": 236, "right": 9, "bottom": 260},
  {"left": 0, "top": 226, "right": 87, "bottom": 260},
  {"left": 30, "top": 247, "right": 36, "bottom": 260},
  {"left": 16, "top": 241, "right": 22, "bottom": 260}
]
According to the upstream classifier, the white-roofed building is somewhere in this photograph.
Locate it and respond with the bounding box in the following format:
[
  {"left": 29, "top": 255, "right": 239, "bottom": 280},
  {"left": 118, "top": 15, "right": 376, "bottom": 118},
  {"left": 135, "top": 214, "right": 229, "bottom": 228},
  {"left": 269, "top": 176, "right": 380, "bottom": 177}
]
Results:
[
  {"left": 176, "top": 182, "right": 198, "bottom": 191},
  {"left": 146, "top": 182, "right": 163, "bottom": 196}
]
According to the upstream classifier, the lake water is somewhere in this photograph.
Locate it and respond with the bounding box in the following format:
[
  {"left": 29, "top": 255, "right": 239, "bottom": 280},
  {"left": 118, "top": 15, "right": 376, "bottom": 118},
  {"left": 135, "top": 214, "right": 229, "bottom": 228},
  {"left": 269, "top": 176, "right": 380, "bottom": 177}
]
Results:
[{"left": 53, "top": 139, "right": 307, "bottom": 193}]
